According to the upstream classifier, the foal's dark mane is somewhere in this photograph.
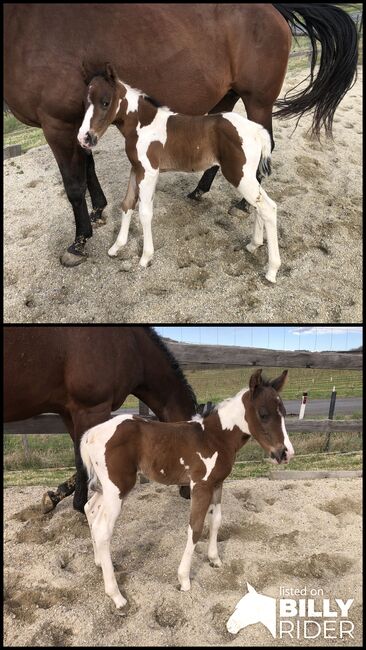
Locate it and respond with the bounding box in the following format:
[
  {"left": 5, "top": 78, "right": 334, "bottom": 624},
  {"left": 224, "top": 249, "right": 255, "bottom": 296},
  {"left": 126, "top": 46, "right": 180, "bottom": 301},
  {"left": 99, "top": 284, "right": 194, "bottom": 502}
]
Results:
[{"left": 146, "top": 328, "right": 198, "bottom": 410}]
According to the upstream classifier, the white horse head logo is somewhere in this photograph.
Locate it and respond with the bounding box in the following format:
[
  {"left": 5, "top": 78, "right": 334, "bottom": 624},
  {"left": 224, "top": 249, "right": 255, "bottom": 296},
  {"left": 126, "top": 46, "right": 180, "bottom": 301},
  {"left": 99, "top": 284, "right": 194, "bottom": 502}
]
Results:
[{"left": 227, "top": 582, "right": 276, "bottom": 637}]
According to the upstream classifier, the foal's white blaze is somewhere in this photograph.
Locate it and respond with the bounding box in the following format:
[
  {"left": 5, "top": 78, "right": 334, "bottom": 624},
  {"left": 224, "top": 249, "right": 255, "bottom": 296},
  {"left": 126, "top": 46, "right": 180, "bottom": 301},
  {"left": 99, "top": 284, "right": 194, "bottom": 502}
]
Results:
[
  {"left": 78, "top": 104, "right": 94, "bottom": 145},
  {"left": 281, "top": 415, "right": 295, "bottom": 460},
  {"left": 160, "top": 469, "right": 165, "bottom": 475},
  {"left": 179, "top": 457, "right": 190, "bottom": 470},
  {"left": 196, "top": 451, "right": 218, "bottom": 481},
  {"left": 217, "top": 389, "right": 251, "bottom": 433}
]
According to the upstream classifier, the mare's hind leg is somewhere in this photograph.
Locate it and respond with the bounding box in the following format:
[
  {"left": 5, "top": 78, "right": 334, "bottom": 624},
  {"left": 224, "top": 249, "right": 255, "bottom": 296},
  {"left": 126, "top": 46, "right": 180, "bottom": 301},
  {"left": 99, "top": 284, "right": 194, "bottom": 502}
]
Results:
[
  {"left": 86, "top": 152, "right": 108, "bottom": 227},
  {"left": 178, "top": 484, "right": 213, "bottom": 591},
  {"left": 208, "top": 484, "right": 223, "bottom": 567},
  {"left": 188, "top": 91, "right": 239, "bottom": 201},
  {"left": 239, "top": 175, "right": 281, "bottom": 283},
  {"left": 108, "top": 168, "right": 139, "bottom": 257}
]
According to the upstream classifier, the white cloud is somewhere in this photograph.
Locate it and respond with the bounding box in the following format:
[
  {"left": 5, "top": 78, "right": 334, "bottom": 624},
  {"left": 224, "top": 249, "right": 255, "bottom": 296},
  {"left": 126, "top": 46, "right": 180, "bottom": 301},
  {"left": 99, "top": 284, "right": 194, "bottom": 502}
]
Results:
[{"left": 291, "top": 327, "right": 363, "bottom": 336}]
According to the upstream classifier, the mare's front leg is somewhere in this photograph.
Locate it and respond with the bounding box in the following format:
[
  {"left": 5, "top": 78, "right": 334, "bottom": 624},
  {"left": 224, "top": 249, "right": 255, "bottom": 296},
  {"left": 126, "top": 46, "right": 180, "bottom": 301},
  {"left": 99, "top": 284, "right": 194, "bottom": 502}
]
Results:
[
  {"left": 178, "top": 484, "right": 213, "bottom": 591},
  {"left": 138, "top": 171, "right": 159, "bottom": 267},
  {"left": 42, "top": 120, "right": 92, "bottom": 267},
  {"left": 108, "top": 168, "right": 138, "bottom": 257}
]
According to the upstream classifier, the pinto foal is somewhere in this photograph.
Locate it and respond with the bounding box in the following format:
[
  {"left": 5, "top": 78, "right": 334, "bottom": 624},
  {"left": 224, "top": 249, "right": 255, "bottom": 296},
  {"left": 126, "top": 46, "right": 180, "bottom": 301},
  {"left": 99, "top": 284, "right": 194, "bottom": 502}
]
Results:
[
  {"left": 78, "top": 63, "right": 281, "bottom": 282},
  {"left": 80, "top": 369, "right": 294, "bottom": 609}
]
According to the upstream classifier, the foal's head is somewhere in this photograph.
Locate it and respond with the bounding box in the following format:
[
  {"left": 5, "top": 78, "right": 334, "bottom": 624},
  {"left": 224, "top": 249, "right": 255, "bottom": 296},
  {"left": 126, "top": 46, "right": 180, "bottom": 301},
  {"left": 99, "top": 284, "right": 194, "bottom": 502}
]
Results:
[
  {"left": 78, "top": 63, "right": 122, "bottom": 150},
  {"left": 244, "top": 369, "right": 294, "bottom": 464}
]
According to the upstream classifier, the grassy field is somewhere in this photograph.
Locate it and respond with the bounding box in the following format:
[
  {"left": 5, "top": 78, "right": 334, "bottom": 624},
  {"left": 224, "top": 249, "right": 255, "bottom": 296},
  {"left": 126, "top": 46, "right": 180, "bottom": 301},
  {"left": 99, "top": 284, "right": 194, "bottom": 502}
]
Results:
[
  {"left": 118, "top": 366, "right": 362, "bottom": 410},
  {"left": 4, "top": 427, "right": 362, "bottom": 486}
]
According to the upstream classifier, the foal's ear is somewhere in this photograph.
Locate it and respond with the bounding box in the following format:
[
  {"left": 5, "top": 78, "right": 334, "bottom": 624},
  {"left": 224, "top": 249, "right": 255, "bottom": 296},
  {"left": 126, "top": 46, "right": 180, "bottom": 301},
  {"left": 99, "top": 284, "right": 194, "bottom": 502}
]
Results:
[
  {"left": 105, "top": 62, "right": 118, "bottom": 84},
  {"left": 249, "top": 369, "right": 263, "bottom": 399},
  {"left": 270, "top": 369, "right": 288, "bottom": 393}
]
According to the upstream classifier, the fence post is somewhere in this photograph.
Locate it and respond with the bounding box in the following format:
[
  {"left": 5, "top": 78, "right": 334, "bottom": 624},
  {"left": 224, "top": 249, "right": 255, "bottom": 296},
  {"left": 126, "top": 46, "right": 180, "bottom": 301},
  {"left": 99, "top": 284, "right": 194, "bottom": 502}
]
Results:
[
  {"left": 22, "top": 434, "right": 31, "bottom": 462},
  {"left": 324, "top": 386, "right": 337, "bottom": 451},
  {"left": 298, "top": 392, "right": 308, "bottom": 420}
]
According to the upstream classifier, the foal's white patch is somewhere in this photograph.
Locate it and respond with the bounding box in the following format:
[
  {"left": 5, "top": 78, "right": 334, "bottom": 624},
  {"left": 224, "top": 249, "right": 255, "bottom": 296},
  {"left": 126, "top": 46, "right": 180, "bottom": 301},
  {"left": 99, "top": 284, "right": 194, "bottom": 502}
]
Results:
[
  {"left": 217, "top": 389, "right": 251, "bottom": 433},
  {"left": 280, "top": 414, "right": 295, "bottom": 459},
  {"left": 122, "top": 83, "right": 140, "bottom": 114},
  {"left": 160, "top": 469, "right": 165, "bottom": 475},
  {"left": 179, "top": 457, "right": 190, "bottom": 470},
  {"left": 136, "top": 107, "right": 175, "bottom": 174},
  {"left": 196, "top": 451, "right": 218, "bottom": 481},
  {"left": 78, "top": 104, "right": 94, "bottom": 144}
]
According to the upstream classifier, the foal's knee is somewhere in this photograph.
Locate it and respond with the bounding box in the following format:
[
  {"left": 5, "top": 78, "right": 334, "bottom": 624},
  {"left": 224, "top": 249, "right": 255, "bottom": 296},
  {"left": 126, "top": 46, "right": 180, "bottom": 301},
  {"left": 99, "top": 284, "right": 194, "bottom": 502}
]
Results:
[{"left": 64, "top": 179, "right": 87, "bottom": 207}]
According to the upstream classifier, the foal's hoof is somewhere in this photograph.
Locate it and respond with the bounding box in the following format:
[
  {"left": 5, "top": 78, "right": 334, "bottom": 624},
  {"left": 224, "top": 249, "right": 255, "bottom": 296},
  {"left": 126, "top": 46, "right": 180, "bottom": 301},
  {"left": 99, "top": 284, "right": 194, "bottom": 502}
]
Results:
[
  {"left": 90, "top": 208, "right": 107, "bottom": 228},
  {"left": 228, "top": 198, "right": 251, "bottom": 215},
  {"left": 60, "top": 250, "right": 88, "bottom": 267},
  {"left": 187, "top": 188, "right": 204, "bottom": 201},
  {"left": 41, "top": 491, "right": 57, "bottom": 514},
  {"left": 265, "top": 272, "right": 277, "bottom": 284}
]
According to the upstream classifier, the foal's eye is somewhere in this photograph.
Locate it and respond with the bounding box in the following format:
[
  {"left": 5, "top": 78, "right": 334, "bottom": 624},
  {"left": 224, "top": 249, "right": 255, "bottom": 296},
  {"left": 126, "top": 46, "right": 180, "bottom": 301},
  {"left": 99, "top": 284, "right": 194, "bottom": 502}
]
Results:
[{"left": 101, "top": 100, "right": 110, "bottom": 109}]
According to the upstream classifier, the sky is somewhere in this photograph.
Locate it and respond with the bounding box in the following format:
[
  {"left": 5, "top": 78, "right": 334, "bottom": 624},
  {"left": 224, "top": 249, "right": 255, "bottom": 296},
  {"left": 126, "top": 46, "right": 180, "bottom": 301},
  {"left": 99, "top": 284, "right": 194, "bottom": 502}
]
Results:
[{"left": 155, "top": 326, "right": 363, "bottom": 352}]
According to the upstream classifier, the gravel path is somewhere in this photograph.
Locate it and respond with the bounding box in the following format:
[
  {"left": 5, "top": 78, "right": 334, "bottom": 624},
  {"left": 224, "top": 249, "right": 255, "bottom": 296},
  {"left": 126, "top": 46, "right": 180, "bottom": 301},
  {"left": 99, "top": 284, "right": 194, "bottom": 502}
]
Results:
[
  {"left": 4, "top": 477, "right": 362, "bottom": 646},
  {"left": 4, "top": 68, "right": 362, "bottom": 323}
]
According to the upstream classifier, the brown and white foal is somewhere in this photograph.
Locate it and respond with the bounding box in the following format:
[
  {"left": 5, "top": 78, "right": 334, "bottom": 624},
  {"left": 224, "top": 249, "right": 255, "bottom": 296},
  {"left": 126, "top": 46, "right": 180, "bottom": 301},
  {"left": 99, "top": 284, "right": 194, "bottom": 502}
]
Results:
[
  {"left": 80, "top": 369, "right": 294, "bottom": 609},
  {"left": 78, "top": 63, "right": 281, "bottom": 282}
]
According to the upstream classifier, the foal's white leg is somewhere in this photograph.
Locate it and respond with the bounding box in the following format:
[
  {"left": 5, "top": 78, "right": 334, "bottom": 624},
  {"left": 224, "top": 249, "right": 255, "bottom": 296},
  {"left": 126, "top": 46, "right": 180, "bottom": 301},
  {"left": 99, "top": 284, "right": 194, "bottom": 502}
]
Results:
[
  {"left": 108, "top": 210, "right": 133, "bottom": 257},
  {"left": 208, "top": 485, "right": 223, "bottom": 567},
  {"left": 85, "top": 491, "right": 103, "bottom": 567},
  {"left": 138, "top": 171, "right": 159, "bottom": 267},
  {"left": 239, "top": 176, "right": 281, "bottom": 283},
  {"left": 108, "top": 169, "right": 137, "bottom": 257},
  {"left": 178, "top": 525, "right": 196, "bottom": 591},
  {"left": 246, "top": 213, "right": 264, "bottom": 253},
  {"left": 91, "top": 486, "right": 126, "bottom": 609}
]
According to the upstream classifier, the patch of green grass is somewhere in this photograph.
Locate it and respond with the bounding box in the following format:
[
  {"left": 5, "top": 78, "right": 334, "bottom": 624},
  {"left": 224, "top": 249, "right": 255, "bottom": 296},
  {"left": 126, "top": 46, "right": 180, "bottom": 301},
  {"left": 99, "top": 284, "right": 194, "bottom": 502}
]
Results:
[
  {"left": 185, "top": 366, "right": 362, "bottom": 403},
  {"left": 4, "top": 467, "right": 73, "bottom": 488},
  {"left": 4, "top": 434, "right": 74, "bottom": 471},
  {"left": 229, "top": 451, "right": 362, "bottom": 480},
  {"left": 3, "top": 113, "right": 46, "bottom": 152}
]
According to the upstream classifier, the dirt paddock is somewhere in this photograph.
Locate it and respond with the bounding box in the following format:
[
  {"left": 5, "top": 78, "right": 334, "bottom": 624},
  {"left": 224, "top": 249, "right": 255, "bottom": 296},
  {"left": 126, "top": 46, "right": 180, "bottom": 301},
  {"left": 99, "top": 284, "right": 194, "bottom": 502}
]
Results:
[
  {"left": 4, "top": 477, "right": 362, "bottom": 646},
  {"left": 3, "top": 68, "right": 362, "bottom": 323}
]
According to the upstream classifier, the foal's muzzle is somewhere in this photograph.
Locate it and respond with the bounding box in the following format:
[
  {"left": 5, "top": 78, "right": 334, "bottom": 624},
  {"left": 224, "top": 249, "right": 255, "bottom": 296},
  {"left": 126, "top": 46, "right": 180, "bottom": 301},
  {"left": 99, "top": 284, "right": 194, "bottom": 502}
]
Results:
[
  {"left": 270, "top": 445, "right": 288, "bottom": 465},
  {"left": 85, "top": 131, "right": 98, "bottom": 147}
]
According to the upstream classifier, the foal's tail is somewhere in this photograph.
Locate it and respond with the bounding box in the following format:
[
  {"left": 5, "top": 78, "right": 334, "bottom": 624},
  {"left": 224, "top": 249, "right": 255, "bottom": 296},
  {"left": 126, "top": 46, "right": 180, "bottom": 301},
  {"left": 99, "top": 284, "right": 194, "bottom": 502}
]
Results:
[
  {"left": 258, "top": 127, "right": 272, "bottom": 178},
  {"left": 273, "top": 4, "right": 359, "bottom": 136},
  {"left": 80, "top": 432, "right": 100, "bottom": 493}
]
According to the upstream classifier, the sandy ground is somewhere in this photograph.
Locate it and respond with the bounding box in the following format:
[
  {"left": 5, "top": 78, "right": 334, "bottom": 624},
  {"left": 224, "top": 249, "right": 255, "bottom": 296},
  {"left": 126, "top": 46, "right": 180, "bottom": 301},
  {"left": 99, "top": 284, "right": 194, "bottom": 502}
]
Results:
[
  {"left": 4, "top": 477, "right": 362, "bottom": 646},
  {"left": 4, "top": 68, "right": 362, "bottom": 323}
]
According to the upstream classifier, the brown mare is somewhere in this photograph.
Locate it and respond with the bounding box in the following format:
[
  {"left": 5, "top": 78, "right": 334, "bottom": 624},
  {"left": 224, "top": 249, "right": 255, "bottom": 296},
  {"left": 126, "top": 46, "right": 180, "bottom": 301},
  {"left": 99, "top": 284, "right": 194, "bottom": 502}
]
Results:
[
  {"left": 4, "top": 326, "right": 197, "bottom": 513},
  {"left": 3, "top": 4, "right": 358, "bottom": 266},
  {"left": 80, "top": 368, "right": 293, "bottom": 609}
]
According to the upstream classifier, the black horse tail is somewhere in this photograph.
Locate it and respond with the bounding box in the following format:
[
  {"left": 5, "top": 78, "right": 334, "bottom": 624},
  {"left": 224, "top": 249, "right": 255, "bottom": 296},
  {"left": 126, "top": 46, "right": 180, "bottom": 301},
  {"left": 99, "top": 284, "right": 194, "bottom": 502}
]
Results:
[{"left": 272, "top": 4, "right": 359, "bottom": 136}]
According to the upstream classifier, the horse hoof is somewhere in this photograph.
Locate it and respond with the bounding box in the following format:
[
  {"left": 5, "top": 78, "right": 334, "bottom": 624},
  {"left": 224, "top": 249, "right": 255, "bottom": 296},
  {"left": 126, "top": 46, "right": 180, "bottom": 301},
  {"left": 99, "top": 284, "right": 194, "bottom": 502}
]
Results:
[
  {"left": 41, "top": 491, "right": 57, "bottom": 514},
  {"left": 90, "top": 208, "right": 107, "bottom": 228},
  {"left": 187, "top": 188, "right": 204, "bottom": 201},
  {"left": 179, "top": 486, "right": 191, "bottom": 500},
  {"left": 228, "top": 199, "right": 250, "bottom": 215},
  {"left": 60, "top": 250, "right": 88, "bottom": 267}
]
